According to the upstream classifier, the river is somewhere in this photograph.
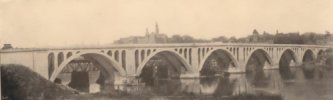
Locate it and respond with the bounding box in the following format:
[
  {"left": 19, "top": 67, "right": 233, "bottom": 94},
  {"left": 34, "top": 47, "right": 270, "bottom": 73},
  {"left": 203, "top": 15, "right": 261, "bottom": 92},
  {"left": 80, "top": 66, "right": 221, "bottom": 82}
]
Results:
[{"left": 59, "top": 65, "right": 333, "bottom": 100}]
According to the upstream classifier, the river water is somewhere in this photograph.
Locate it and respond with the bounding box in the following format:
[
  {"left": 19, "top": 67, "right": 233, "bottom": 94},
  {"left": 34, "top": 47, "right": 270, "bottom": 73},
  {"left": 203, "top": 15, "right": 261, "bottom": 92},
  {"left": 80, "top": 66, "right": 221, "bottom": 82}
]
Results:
[{"left": 60, "top": 66, "right": 333, "bottom": 100}]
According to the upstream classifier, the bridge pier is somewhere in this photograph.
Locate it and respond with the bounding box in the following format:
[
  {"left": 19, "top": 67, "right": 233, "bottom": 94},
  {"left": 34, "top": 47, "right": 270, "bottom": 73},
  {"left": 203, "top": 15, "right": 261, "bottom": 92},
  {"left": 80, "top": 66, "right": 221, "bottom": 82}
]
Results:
[
  {"left": 125, "top": 49, "right": 137, "bottom": 76},
  {"left": 227, "top": 65, "right": 243, "bottom": 73},
  {"left": 190, "top": 48, "right": 200, "bottom": 72},
  {"left": 237, "top": 62, "right": 247, "bottom": 73},
  {"left": 269, "top": 64, "right": 280, "bottom": 69},
  {"left": 113, "top": 76, "right": 128, "bottom": 85},
  {"left": 180, "top": 72, "right": 200, "bottom": 78}
]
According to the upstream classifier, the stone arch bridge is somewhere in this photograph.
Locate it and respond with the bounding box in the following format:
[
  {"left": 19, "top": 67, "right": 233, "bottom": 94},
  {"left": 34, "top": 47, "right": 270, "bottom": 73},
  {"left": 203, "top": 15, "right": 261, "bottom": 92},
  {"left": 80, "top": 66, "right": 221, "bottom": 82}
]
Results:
[{"left": 0, "top": 43, "right": 330, "bottom": 82}]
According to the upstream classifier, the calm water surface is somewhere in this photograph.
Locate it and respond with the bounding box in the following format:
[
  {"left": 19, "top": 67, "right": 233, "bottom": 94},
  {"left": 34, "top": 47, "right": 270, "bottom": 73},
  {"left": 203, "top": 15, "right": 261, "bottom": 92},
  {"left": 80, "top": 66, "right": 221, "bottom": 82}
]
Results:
[{"left": 60, "top": 67, "right": 333, "bottom": 100}]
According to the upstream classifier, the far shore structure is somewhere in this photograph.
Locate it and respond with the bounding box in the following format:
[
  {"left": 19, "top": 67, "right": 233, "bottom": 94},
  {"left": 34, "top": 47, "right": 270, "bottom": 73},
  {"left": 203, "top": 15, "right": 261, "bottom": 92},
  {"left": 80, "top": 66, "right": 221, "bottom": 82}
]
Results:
[{"left": 114, "top": 24, "right": 333, "bottom": 45}]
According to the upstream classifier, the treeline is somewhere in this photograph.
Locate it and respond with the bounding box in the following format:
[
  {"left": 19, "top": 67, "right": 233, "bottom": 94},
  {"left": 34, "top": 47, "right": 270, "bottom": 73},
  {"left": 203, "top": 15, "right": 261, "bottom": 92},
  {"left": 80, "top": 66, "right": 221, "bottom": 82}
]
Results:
[
  {"left": 167, "top": 30, "right": 332, "bottom": 44},
  {"left": 166, "top": 35, "right": 210, "bottom": 43},
  {"left": 272, "top": 31, "right": 332, "bottom": 44}
]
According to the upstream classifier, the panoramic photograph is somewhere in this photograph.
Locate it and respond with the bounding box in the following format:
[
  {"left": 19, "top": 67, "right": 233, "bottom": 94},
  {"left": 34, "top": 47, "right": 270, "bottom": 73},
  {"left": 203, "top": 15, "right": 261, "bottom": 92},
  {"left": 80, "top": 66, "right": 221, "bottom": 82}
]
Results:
[{"left": 0, "top": 0, "right": 333, "bottom": 100}]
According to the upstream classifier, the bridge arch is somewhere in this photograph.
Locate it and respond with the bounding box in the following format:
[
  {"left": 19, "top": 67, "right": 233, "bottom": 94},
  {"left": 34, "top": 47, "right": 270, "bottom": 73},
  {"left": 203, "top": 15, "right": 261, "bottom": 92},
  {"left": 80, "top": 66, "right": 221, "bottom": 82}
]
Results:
[
  {"left": 49, "top": 51, "right": 126, "bottom": 81},
  {"left": 244, "top": 48, "right": 273, "bottom": 68},
  {"left": 198, "top": 48, "right": 239, "bottom": 74},
  {"left": 318, "top": 49, "right": 325, "bottom": 56},
  {"left": 278, "top": 49, "right": 298, "bottom": 79},
  {"left": 244, "top": 48, "right": 273, "bottom": 85},
  {"left": 302, "top": 49, "right": 316, "bottom": 63},
  {"left": 136, "top": 49, "right": 191, "bottom": 76},
  {"left": 278, "top": 49, "right": 299, "bottom": 64}
]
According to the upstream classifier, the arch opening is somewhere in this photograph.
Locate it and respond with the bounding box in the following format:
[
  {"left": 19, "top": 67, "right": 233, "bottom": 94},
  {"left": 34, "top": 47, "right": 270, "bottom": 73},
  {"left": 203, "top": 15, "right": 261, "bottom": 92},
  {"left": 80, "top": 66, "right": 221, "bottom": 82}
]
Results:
[
  {"left": 302, "top": 49, "right": 317, "bottom": 79},
  {"left": 48, "top": 53, "right": 55, "bottom": 78},
  {"left": 279, "top": 49, "right": 298, "bottom": 80},
  {"left": 67, "top": 52, "right": 73, "bottom": 58},
  {"left": 135, "top": 50, "right": 139, "bottom": 69},
  {"left": 141, "top": 50, "right": 145, "bottom": 62},
  {"left": 107, "top": 50, "right": 112, "bottom": 56},
  {"left": 245, "top": 49, "right": 272, "bottom": 87},
  {"left": 121, "top": 50, "right": 126, "bottom": 70},
  {"left": 303, "top": 49, "right": 315, "bottom": 63},
  {"left": 58, "top": 52, "right": 64, "bottom": 66},
  {"left": 114, "top": 51, "right": 119, "bottom": 61},
  {"left": 147, "top": 49, "right": 151, "bottom": 56},
  {"left": 53, "top": 53, "right": 121, "bottom": 93},
  {"left": 200, "top": 49, "right": 237, "bottom": 77},
  {"left": 138, "top": 51, "right": 188, "bottom": 86}
]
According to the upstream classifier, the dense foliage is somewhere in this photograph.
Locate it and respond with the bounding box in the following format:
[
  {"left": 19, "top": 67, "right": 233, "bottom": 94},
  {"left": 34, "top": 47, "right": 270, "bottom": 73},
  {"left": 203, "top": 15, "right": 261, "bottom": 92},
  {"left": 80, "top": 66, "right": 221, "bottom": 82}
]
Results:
[
  {"left": 115, "top": 29, "right": 332, "bottom": 44},
  {"left": 166, "top": 30, "right": 332, "bottom": 44},
  {"left": 1, "top": 64, "right": 74, "bottom": 100}
]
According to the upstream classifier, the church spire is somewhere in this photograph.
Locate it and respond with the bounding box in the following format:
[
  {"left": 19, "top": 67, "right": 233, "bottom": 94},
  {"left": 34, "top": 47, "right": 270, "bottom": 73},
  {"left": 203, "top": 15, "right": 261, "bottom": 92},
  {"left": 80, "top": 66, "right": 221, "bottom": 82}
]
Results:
[{"left": 155, "top": 22, "right": 159, "bottom": 34}]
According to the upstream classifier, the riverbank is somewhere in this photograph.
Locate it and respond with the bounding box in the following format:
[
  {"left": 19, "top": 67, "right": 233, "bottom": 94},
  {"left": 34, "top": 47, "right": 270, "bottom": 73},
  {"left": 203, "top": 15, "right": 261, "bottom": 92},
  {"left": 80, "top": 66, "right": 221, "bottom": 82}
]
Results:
[{"left": 1, "top": 64, "right": 77, "bottom": 100}]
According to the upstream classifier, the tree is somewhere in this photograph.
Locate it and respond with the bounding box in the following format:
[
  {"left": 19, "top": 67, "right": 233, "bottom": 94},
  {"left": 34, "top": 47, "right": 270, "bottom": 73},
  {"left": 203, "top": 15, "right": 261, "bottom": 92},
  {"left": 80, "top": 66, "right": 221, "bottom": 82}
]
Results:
[
  {"left": 212, "top": 36, "right": 229, "bottom": 43},
  {"left": 229, "top": 37, "right": 237, "bottom": 43},
  {"left": 236, "top": 37, "right": 248, "bottom": 43},
  {"left": 168, "top": 35, "right": 183, "bottom": 43},
  {"left": 301, "top": 32, "right": 317, "bottom": 44},
  {"left": 182, "top": 35, "right": 195, "bottom": 43}
]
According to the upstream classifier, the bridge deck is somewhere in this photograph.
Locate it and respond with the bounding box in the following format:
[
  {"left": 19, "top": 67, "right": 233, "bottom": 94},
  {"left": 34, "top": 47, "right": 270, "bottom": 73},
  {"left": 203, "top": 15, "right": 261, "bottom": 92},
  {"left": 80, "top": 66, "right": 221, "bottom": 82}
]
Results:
[{"left": 0, "top": 43, "right": 331, "bottom": 53}]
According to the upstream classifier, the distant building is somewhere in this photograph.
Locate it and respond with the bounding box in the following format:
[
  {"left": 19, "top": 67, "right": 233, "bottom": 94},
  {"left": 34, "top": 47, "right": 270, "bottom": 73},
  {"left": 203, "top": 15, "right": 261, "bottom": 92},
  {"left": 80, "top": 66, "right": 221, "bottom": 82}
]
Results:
[
  {"left": 2, "top": 44, "right": 13, "bottom": 50},
  {"left": 249, "top": 29, "right": 259, "bottom": 43},
  {"left": 246, "top": 29, "right": 274, "bottom": 44},
  {"left": 114, "top": 23, "right": 168, "bottom": 44}
]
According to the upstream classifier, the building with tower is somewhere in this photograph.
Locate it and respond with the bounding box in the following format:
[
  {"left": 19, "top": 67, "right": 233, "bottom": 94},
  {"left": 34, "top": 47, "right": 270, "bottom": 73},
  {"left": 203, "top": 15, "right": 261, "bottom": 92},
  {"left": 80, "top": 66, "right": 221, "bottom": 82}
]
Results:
[{"left": 114, "top": 23, "right": 168, "bottom": 44}]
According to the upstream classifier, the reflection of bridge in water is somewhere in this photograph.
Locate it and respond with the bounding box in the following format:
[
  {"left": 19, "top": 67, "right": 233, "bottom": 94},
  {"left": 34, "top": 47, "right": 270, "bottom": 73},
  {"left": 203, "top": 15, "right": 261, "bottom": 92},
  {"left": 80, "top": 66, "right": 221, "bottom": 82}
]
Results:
[
  {"left": 0, "top": 43, "right": 330, "bottom": 93},
  {"left": 113, "top": 69, "right": 300, "bottom": 97}
]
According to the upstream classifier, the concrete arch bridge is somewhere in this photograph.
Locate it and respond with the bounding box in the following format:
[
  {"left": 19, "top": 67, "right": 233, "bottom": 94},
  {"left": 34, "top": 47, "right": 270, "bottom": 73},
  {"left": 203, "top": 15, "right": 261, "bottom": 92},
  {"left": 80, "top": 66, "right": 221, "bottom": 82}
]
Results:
[{"left": 0, "top": 43, "right": 330, "bottom": 84}]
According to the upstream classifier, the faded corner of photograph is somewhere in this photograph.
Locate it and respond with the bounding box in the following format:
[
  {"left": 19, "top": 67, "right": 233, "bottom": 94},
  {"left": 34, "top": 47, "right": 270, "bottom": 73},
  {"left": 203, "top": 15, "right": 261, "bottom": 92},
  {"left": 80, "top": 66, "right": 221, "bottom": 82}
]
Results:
[{"left": 0, "top": 0, "right": 332, "bottom": 100}]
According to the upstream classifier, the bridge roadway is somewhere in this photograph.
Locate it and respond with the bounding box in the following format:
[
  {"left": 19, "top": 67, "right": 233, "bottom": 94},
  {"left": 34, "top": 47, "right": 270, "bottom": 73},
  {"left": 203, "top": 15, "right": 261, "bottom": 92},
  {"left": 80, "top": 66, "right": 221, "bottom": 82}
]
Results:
[{"left": 0, "top": 43, "right": 331, "bottom": 84}]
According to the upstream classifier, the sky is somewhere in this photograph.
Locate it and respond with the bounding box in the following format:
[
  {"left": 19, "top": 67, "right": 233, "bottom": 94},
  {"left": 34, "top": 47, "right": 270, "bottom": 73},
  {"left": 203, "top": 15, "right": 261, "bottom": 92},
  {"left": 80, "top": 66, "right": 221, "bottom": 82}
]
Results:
[{"left": 0, "top": 0, "right": 332, "bottom": 48}]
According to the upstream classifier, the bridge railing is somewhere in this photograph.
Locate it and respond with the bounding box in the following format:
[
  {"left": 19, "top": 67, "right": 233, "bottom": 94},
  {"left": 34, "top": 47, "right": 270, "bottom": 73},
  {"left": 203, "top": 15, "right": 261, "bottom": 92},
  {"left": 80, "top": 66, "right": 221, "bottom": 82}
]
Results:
[{"left": 0, "top": 43, "right": 331, "bottom": 52}]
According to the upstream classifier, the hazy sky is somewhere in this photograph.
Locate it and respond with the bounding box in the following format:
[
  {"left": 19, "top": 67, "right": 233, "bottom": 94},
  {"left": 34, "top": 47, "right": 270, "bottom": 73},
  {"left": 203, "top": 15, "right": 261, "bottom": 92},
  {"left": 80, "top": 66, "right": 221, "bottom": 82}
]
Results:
[{"left": 0, "top": 0, "right": 332, "bottom": 47}]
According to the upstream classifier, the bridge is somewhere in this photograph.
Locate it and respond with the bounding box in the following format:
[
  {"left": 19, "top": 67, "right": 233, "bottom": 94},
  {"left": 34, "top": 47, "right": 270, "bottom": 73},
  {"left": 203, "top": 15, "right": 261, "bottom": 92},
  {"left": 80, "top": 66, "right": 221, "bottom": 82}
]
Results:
[{"left": 0, "top": 43, "right": 330, "bottom": 85}]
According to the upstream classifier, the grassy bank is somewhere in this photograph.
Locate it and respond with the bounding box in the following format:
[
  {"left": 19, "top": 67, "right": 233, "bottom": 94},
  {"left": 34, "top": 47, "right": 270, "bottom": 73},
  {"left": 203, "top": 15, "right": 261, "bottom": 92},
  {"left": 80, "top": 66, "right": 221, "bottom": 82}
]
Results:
[{"left": 1, "top": 64, "right": 75, "bottom": 100}]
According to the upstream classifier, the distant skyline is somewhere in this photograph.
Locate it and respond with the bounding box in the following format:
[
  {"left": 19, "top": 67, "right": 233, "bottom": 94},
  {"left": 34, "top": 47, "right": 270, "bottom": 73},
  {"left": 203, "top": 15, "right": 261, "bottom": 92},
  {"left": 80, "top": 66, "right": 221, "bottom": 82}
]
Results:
[{"left": 0, "top": 0, "right": 332, "bottom": 48}]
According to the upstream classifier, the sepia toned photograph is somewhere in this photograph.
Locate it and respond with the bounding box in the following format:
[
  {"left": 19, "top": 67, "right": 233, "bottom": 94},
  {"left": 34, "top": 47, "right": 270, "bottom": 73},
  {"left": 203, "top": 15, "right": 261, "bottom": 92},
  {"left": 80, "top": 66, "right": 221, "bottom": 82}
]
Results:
[{"left": 0, "top": 0, "right": 332, "bottom": 100}]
